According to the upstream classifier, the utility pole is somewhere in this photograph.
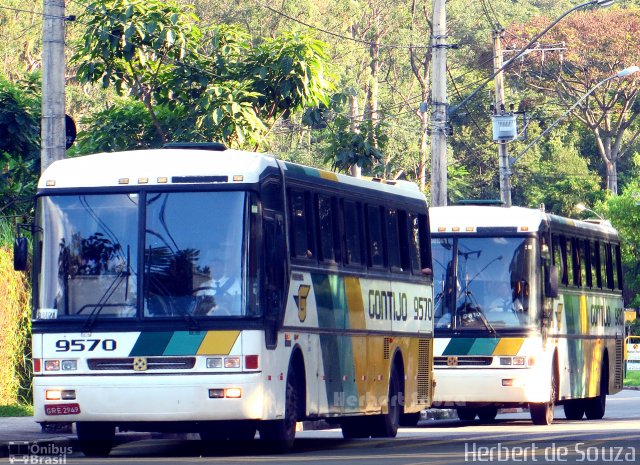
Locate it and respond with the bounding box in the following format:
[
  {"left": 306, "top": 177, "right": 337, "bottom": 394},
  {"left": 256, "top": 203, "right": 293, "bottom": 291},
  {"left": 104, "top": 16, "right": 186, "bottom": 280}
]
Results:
[
  {"left": 492, "top": 29, "right": 512, "bottom": 207},
  {"left": 41, "top": 0, "right": 67, "bottom": 172},
  {"left": 430, "top": 0, "right": 448, "bottom": 206}
]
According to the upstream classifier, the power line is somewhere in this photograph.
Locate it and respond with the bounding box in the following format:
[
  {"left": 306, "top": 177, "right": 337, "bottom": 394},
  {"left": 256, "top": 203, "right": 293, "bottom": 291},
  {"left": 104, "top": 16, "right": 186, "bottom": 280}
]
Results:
[{"left": 252, "top": 0, "right": 431, "bottom": 50}]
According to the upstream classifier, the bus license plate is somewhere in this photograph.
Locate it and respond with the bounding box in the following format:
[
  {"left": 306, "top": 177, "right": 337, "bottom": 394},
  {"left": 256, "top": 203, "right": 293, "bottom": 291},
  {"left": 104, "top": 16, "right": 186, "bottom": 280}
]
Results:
[{"left": 45, "top": 403, "right": 81, "bottom": 415}]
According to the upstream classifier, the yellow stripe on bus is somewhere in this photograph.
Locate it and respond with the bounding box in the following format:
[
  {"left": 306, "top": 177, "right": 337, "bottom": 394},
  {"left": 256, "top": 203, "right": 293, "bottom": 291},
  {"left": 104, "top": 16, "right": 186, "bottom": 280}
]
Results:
[
  {"left": 344, "top": 277, "right": 369, "bottom": 406},
  {"left": 196, "top": 330, "right": 240, "bottom": 355},
  {"left": 319, "top": 171, "right": 339, "bottom": 181},
  {"left": 492, "top": 338, "right": 525, "bottom": 356}
]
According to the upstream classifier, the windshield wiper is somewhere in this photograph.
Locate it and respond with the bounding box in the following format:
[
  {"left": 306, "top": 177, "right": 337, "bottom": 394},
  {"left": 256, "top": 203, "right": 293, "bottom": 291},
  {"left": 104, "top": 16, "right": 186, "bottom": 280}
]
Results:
[
  {"left": 82, "top": 271, "right": 129, "bottom": 330},
  {"left": 475, "top": 307, "right": 497, "bottom": 336},
  {"left": 82, "top": 246, "right": 132, "bottom": 330}
]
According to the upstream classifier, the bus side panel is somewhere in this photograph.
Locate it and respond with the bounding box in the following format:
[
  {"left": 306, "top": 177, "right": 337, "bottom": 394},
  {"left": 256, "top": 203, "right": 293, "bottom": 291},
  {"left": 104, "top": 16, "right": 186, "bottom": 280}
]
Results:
[
  {"left": 554, "top": 292, "right": 624, "bottom": 401},
  {"left": 283, "top": 270, "right": 432, "bottom": 418}
]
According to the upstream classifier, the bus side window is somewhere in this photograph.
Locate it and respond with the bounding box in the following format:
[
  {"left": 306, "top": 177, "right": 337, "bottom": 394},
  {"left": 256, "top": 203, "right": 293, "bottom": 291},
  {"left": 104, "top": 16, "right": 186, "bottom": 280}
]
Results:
[
  {"left": 289, "top": 190, "right": 313, "bottom": 260},
  {"left": 578, "top": 239, "right": 588, "bottom": 288},
  {"left": 408, "top": 213, "right": 422, "bottom": 274},
  {"left": 366, "top": 205, "right": 385, "bottom": 268},
  {"left": 603, "top": 243, "right": 614, "bottom": 289},
  {"left": 316, "top": 194, "right": 336, "bottom": 264},
  {"left": 552, "top": 234, "right": 563, "bottom": 285},
  {"left": 385, "top": 208, "right": 402, "bottom": 272},
  {"left": 397, "top": 210, "right": 411, "bottom": 273},
  {"left": 571, "top": 238, "right": 581, "bottom": 287},
  {"left": 418, "top": 213, "right": 431, "bottom": 272},
  {"left": 613, "top": 244, "right": 623, "bottom": 291},
  {"left": 590, "top": 241, "right": 601, "bottom": 288},
  {"left": 343, "top": 200, "right": 363, "bottom": 267},
  {"left": 560, "top": 236, "right": 571, "bottom": 286},
  {"left": 600, "top": 242, "right": 609, "bottom": 289}
]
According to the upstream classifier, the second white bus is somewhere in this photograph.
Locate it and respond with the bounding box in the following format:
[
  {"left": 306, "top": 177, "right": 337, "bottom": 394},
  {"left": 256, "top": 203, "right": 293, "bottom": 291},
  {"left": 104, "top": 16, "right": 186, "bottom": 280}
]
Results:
[{"left": 430, "top": 205, "right": 625, "bottom": 425}]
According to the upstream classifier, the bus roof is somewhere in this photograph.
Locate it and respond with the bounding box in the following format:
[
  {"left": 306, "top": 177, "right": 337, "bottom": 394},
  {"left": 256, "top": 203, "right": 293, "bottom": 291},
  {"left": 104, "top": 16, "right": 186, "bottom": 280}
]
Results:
[
  {"left": 430, "top": 205, "right": 618, "bottom": 237},
  {"left": 38, "top": 148, "right": 426, "bottom": 201}
]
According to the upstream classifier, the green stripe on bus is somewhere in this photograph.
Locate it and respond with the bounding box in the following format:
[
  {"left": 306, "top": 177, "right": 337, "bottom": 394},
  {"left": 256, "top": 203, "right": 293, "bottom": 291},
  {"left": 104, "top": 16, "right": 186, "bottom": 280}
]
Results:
[
  {"left": 163, "top": 331, "right": 207, "bottom": 356},
  {"left": 468, "top": 338, "right": 499, "bottom": 355},
  {"left": 442, "top": 338, "right": 475, "bottom": 355},
  {"left": 312, "top": 273, "right": 361, "bottom": 410},
  {"left": 129, "top": 331, "right": 174, "bottom": 356}
]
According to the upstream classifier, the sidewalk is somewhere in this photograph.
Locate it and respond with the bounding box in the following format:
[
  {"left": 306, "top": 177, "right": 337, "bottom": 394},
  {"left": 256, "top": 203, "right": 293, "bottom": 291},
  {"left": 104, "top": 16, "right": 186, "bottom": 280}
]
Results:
[
  {"left": 0, "top": 417, "right": 75, "bottom": 458},
  {"left": 0, "top": 418, "right": 157, "bottom": 458}
]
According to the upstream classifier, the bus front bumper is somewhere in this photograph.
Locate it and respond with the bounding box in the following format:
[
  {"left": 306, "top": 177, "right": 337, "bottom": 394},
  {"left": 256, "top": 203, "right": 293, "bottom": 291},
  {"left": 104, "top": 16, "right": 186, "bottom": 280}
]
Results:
[
  {"left": 431, "top": 367, "right": 551, "bottom": 406},
  {"left": 33, "top": 373, "right": 266, "bottom": 423}
]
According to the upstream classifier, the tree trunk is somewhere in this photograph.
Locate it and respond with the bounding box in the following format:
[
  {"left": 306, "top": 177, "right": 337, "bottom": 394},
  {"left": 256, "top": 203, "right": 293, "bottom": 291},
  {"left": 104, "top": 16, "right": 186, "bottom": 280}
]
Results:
[
  {"left": 606, "top": 160, "right": 618, "bottom": 195},
  {"left": 349, "top": 94, "right": 362, "bottom": 178}
]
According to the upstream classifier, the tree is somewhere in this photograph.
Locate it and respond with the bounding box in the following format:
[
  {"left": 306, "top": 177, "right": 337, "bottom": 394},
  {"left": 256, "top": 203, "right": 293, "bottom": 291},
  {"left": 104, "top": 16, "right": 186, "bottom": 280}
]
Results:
[
  {"left": 602, "top": 181, "right": 640, "bottom": 306},
  {"left": 0, "top": 74, "right": 40, "bottom": 217},
  {"left": 72, "top": 0, "right": 332, "bottom": 150},
  {"left": 504, "top": 8, "right": 640, "bottom": 195}
]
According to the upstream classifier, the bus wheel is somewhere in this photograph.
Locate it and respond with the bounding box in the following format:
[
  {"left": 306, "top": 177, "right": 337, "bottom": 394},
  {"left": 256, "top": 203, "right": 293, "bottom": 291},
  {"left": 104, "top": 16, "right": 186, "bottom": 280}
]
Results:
[
  {"left": 399, "top": 412, "right": 421, "bottom": 427},
  {"left": 456, "top": 408, "right": 477, "bottom": 421},
  {"left": 563, "top": 400, "right": 585, "bottom": 420},
  {"left": 585, "top": 362, "right": 608, "bottom": 420},
  {"left": 76, "top": 422, "right": 115, "bottom": 457},
  {"left": 259, "top": 367, "right": 298, "bottom": 451},
  {"left": 200, "top": 422, "right": 257, "bottom": 441},
  {"left": 341, "top": 418, "right": 371, "bottom": 438},
  {"left": 371, "top": 365, "right": 400, "bottom": 438},
  {"left": 477, "top": 407, "right": 498, "bottom": 422},
  {"left": 530, "top": 366, "right": 557, "bottom": 425}
]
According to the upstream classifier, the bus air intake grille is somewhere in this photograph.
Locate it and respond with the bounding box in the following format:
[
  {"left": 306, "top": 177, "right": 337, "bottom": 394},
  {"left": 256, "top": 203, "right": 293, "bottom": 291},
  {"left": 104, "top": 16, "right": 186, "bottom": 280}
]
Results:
[
  {"left": 417, "top": 339, "right": 432, "bottom": 404},
  {"left": 383, "top": 338, "right": 391, "bottom": 360},
  {"left": 614, "top": 338, "right": 624, "bottom": 390},
  {"left": 87, "top": 357, "right": 196, "bottom": 370},
  {"left": 434, "top": 356, "right": 493, "bottom": 366}
]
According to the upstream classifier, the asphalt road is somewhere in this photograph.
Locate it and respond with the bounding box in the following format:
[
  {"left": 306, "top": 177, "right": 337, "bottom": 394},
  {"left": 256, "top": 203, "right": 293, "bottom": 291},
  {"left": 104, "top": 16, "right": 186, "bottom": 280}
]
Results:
[{"left": 10, "top": 390, "right": 640, "bottom": 465}]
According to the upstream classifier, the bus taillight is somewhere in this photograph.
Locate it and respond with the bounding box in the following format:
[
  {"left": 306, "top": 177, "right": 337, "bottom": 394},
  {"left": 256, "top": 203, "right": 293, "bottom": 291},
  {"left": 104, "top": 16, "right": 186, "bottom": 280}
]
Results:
[{"left": 245, "top": 355, "right": 259, "bottom": 370}]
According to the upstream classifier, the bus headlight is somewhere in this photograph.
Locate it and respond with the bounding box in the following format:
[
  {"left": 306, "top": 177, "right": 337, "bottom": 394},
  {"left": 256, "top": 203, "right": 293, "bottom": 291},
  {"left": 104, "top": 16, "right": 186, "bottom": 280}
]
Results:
[
  {"left": 44, "top": 360, "right": 60, "bottom": 371},
  {"left": 61, "top": 360, "right": 77, "bottom": 371},
  {"left": 206, "top": 358, "right": 222, "bottom": 368}
]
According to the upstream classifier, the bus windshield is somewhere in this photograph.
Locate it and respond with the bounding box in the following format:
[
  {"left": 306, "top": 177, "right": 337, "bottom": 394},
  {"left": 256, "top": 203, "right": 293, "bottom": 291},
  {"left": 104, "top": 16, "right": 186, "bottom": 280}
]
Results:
[
  {"left": 34, "top": 191, "right": 251, "bottom": 321},
  {"left": 432, "top": 236, "right": 538, "bottom": 331}
]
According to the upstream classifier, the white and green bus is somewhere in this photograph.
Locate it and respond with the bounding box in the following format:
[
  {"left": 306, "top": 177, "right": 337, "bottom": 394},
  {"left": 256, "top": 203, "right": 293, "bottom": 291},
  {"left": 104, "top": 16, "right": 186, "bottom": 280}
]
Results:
[
  {"left": 430, "top": 205, "right": 625, "bottom": 425},
  {"left": 16, "top": 143, "right": 434, "bottom": 455}
]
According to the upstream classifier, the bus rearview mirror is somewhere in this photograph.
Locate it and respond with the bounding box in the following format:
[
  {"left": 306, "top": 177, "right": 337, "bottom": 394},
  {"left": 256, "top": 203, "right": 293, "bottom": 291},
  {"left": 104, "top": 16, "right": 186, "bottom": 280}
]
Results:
[{"left": 13, "top": 237, "right": 28, "bottom": 271}]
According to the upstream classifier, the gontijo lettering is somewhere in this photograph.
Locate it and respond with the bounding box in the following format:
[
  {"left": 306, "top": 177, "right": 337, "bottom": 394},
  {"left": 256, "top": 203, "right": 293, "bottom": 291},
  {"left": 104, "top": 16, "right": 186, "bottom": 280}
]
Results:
[{"left": 368, "top": 290, "right": 433, "bottom": 321}]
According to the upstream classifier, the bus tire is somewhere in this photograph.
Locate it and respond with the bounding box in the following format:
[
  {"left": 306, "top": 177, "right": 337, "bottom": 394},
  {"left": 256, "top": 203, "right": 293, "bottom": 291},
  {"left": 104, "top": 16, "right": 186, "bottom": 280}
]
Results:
[
  {"left": 585, "top": 361, "right": 608, "bottom": 420},
  {"left": 456, "top": 408, "right": 477, "bottom": 421},
  {"left": 477, "top": 407, "right": 498, "bottom": 422},
  {"left": 259, "top": 366, "right": 298, "bottom": 451},
  {"left": 530, "top": 365, "right": 557, "bottom": 425},
  {"left": 371, "top": 365, "right": 400, "bottom": 438},
  {"left": 76, "top": 422, "right": 115, "bottom": 457},
  {"left": 563, "top": 400, "right": 585, "bottom": 420},
  {"left": 341, "top": 418, "right": 371, "bottom": 439},
  {"left": 200, "top": 421, "right": 257, "bottom": 442},
  {"left": 399, "top": 412, "right": 421, "bottom": 426}
]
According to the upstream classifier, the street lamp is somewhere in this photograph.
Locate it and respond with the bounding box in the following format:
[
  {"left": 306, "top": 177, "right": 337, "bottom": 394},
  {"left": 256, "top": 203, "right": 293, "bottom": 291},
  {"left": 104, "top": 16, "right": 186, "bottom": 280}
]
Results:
[
  {"left": 575, "top": 203, "right": 609, "bottom": 224},
  {"left": 511, "top": 66, "right": 640, "bottom": 166},
  {"left": 432, "top": 0, "right": 616, "bottom": 207}
]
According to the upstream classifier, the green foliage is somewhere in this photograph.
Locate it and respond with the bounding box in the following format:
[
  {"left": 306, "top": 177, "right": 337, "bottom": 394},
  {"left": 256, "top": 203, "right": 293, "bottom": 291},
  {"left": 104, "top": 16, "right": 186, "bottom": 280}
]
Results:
[
  {"left": 602, "top": 181, "right": 640, "bottom": 306},
  {"left": 628, "top": 319, "right": 640, "bottom": 337},
  {"left": 624, "top": 369, "right": 640, "bottom": 387},
  {"left": 0, "top": 404, "right": 33, "bottom": 417},
  {"left": 511, "top": 124, "right": 604, "bottom": 215},
  {"left": 0, "top": 74, "right": 40, "bottom": 218},
  {"left": 0, "top": 245, "right": 32, "bottom": 406},
  {"left": 72, "top": 0, "right": 333, "bottom": 150},
  {"left": 325, "top": 117, "right": 386, "bottom": 174}
]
